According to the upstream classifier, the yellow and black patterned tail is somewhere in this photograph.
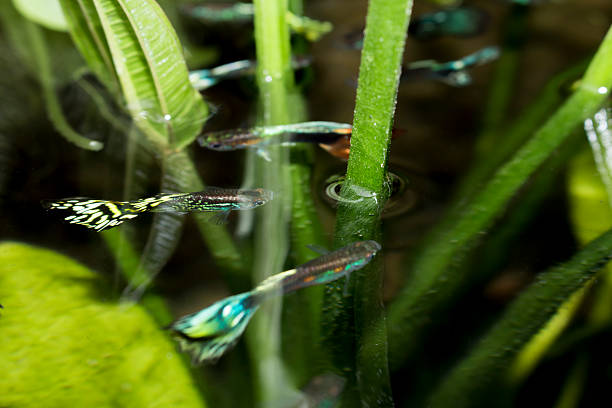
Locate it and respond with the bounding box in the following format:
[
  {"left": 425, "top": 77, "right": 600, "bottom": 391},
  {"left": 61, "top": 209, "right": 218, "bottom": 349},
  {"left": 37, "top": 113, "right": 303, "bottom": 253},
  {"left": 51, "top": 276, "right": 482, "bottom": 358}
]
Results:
[{"left": 41, "top": 198, "right": 146, "bottom": 231}]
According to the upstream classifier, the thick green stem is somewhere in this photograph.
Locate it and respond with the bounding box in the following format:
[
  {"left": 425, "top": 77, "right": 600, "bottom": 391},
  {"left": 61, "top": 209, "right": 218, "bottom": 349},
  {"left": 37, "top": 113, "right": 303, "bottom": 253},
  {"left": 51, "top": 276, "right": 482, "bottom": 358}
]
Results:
[
  {"left": 321, "top": 0, "right": 413, "bottom": 405},
  {"left": 387, "top": 26, "right": 612, "bottom": 368},
  {"left": 428, "top": 226, "right": 612, "bottom": 407}
]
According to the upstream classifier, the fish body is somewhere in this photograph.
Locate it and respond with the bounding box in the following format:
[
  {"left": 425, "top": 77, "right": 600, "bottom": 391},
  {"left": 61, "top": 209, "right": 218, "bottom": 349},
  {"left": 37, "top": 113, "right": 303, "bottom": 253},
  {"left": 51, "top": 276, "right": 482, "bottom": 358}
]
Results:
[
  {"left": 181, "top": 2, "right": 254, "bottom": 23},
  {"left": 409, "top": 7, "right": 489, "bottom": 40},
  {"left": 342, "top": 7, "right": 488, "bottom": 49},
  {"left": 266, "top": 240, "right": 381, "bottom": 294},
  {"left": 403, "top": 46, "right": 500, "bottom": 87},
  {"left": 170, "top": 240, "right": 381, "bottom": 363},
  {"left": 198, "top": 121, "right": 352, "bottom": 151},
  {"left": 189, "top": 56, "right": 311, "bottom": 91},
  {"left": 42, "top": 188, "right": 273, "bottom": 232}
]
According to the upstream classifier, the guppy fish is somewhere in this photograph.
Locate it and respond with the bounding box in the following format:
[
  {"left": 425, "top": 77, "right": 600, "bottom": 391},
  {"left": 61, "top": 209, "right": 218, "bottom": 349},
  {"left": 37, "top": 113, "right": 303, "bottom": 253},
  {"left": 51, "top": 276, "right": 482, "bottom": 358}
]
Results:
[
  {"left": 181, "top": 2, "right": 254, "bottom": 24},
  {"left": 189, "top": 56, "right": 311, "bottom": 91},
  {"left": 408, "top": 7, "right": 489, "bottom": 40},
  {"left": 42, "top": 188, "right": 273, "bottom": 232},
  {"left": 343, "top": 7, "right": 488, "bottom": 49},
  {"left": 170, "top": 240, "right": 381, "bottom": 363},
  {"left": 402, "top": 46, "right": 500, "bottom": 87},
  {"left": 182, "top": 3, "right": 331, "bottom": 41},
  {"left": 198, "top": 121, "right": 352, "bottom": 157}
]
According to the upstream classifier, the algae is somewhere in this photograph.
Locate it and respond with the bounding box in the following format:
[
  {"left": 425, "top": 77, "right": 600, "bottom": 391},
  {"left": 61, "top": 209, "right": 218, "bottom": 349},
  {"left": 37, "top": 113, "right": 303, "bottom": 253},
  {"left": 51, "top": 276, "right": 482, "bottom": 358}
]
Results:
[{"left": 0, "top": 242, "right": 206, "bottom": 408}]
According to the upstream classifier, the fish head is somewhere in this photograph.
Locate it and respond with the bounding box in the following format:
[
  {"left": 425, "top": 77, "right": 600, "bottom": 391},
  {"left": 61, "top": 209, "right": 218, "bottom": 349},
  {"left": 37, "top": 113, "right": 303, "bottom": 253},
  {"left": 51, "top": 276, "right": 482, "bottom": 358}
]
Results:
[
  {"left": 355, "top": 240, "right": 382, "bottom": 262},
  {"left": 236, "top": 188, "right": 274, "bottom": 209}
]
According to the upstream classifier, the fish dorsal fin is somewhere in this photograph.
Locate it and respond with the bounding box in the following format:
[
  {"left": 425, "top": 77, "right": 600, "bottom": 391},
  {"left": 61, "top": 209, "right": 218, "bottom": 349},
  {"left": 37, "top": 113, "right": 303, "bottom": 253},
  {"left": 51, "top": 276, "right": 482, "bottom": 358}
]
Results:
[{"left": 306, "top": 244, "right": 330, "bottom": 255}]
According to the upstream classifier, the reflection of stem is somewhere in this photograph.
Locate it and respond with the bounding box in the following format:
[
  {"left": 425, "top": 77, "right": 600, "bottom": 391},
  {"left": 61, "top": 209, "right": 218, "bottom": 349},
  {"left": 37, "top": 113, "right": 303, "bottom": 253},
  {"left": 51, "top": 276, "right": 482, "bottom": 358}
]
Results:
[
  {"left": 23, "top": 20, "right": 103, "bottom": 151},
  {"left": 247, "top": 1, "right": 302, "bottom": 405},
  {"left": 387, "top": 27, "right": 612, "bottom": 369}
]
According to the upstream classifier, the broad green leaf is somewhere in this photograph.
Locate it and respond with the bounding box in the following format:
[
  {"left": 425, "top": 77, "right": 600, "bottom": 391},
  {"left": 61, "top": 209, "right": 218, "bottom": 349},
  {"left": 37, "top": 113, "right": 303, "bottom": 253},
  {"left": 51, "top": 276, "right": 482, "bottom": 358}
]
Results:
[
  {"left": 0, "top": 242, "right": 206, "bottom": 408},
  {"left": 59, "top": 0, "right": 119, "bottom": 93},
  {"left": 12, "top": 0, "right": 67, "bottom": 31},
  {"left": 93, "top": 0, "right": 208, "bottom": 150}
]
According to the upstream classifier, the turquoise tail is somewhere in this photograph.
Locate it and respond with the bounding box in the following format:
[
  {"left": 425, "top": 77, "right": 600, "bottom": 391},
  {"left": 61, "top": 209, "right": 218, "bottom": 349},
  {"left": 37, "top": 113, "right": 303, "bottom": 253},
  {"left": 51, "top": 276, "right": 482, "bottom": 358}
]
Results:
[{"left": 170, "top": 292, "right": 260, "bottom": 364}]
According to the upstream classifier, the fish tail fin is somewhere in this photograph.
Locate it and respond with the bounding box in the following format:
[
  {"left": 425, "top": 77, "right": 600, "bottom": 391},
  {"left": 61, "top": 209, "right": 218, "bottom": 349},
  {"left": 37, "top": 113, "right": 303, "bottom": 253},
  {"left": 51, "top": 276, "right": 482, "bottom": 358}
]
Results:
[
  {"left": 42, "top": 197, "right": 146, "bottom": 231},
  {"left": 170, "top": 292, "right": 260, "bottom": 364}
]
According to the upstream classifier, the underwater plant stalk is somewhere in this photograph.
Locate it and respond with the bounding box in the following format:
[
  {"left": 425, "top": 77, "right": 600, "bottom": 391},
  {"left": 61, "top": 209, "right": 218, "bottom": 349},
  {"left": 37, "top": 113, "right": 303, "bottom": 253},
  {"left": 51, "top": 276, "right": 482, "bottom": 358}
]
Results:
[
  {"left": 321, "top": 0, "right": 413, "bottom": 405},
  {"left": 427, "top": 225, "right": 612, "bottom": 407},
  {"left": 387, "top": 26, "right": 612, "bottom": 368},
  {"left": 246, "top": 0, "right": 316, "bottom": 404}
]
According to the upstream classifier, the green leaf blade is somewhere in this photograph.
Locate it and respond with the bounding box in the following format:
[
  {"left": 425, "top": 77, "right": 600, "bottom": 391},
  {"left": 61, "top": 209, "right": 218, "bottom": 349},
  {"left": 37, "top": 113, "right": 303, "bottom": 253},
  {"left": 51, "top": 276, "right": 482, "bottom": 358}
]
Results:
[
  {"left": 93, "top": 0, "right": 207, "bottom": 149},
  {"left": 59, "top": 0, "right": 118, "bottom": 92}
]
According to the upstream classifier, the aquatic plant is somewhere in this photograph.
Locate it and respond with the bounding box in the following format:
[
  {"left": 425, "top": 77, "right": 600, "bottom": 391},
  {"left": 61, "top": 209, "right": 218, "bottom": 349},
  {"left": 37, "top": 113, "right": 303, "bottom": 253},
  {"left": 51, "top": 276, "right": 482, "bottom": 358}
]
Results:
[{"left": 1, "top": 0, "right": 612, "bottom": 407}]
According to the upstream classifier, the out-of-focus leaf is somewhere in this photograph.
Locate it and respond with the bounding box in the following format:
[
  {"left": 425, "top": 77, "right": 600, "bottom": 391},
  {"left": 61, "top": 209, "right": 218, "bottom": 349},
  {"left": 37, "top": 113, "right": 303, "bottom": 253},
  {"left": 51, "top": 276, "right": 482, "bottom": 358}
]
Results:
[
  {"left": 93, "top": 0, "right": 208, "bottom": 150},
  {"left": 12, "top": 0, "right": 67, "bottom": 31},
  {"left": 0, "top": 242, "right": 206, "bottom": 408},
  {"left": 428, "top": 225, "right": 612, "bottom": 407}
]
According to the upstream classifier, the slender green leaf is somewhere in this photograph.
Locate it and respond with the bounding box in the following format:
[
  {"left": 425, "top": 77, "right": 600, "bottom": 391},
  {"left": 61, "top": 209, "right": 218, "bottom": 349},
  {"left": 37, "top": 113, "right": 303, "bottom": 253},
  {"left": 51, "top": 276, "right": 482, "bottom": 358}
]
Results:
[
  {"left": 59, "top": 0, "right": 119, "bottom": 92},
  {"left": 427, "top": 226, "right": 612, "bottom": 407},
  {"left": 387, "top": 26, "right": 612, "bottom": 368},
  {"left": 93, "top": 0, "right": 207, "bottom": 149},
  {"left": 0, "top": 1, "right": 103, "bottom": 151}
]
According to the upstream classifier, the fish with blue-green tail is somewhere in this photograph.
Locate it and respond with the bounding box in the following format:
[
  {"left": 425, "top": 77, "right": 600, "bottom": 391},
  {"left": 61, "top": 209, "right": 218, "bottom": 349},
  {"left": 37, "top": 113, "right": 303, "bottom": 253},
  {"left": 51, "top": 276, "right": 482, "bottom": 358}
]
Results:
[
  {"left": 198, "top": 121, "right": 352, "bottom": 159},
  {"left": 42, "top": 188, "right": 273, "bottom": 232},
  {"left": 343, "top": 7, "right": 488, "bottom": 48},
  {"left": 189, "top": 56, "right": 311, "bottom": 91},
  {"left": 408, "top": 7, "right": 489, "bottom": 40},
  {"left": 181, "top": 2, "right": 254, "bottom": 23},
  {"left": 198, "top": 121, "right": 406, "bottom": 160},
  {"left": 182, "top": 3, "right": 332, "bottom": 41},
  {"left": 170, "top": 240, "right": 382, "bottom": 363},
  {"left": 402, "top": 46, "right": 500, "bottom": 87}
]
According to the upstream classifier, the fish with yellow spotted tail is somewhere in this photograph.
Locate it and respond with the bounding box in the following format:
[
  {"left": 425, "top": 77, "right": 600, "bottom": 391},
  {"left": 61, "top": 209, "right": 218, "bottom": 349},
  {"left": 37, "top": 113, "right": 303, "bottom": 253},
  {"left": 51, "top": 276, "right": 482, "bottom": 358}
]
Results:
[
  {"left": 42, "top": 188, "right": 273, "bottom": 232},
  {"left": 170, "top": 240, "right": 381, "bottom": 363}
]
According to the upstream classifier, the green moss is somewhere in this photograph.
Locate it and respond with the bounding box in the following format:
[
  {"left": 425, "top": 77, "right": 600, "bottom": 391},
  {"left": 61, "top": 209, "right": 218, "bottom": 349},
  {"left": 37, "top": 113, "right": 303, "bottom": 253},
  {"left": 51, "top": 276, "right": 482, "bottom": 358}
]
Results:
[{"left": 0, "top": 242, "right": 206, "bottom": 408}]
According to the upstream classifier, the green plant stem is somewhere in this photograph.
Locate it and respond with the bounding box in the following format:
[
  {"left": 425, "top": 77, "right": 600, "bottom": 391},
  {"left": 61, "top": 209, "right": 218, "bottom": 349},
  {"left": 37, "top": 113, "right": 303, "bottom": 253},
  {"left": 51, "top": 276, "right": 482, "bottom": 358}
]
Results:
[
  {"left": 166, "top": 151, "right": 246, "bottom": 274},
  {"left": 387, "top": 26, "right": 612, "bottom": 369},
  {"left": 427, "top": 226, "right": 612, "bottom": 407},
  {"left": 321, "top": 0, "right": 413, "bottom": 405}
]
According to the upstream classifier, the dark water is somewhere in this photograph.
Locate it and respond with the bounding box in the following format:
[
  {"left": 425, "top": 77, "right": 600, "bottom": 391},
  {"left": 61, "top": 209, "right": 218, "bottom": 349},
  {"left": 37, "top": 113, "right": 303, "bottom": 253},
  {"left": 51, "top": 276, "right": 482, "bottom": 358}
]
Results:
[{"left": 0, "top": 0, "right": 611, "bottom": 407}]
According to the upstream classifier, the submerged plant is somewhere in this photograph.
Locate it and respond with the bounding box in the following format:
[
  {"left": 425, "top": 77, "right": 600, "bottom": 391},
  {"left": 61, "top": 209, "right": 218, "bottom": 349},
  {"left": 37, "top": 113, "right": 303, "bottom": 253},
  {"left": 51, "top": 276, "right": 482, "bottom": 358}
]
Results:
[{"left": 1, "top": 0, "right": 612, "bottom": 407}]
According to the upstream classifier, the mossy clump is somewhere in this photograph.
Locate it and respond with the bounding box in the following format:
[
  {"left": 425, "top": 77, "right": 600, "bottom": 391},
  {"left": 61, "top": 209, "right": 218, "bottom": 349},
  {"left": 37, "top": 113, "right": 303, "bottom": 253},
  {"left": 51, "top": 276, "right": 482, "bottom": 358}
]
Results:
[{"left": 0, "top": 242, "right": 206, "bottom": 408}]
